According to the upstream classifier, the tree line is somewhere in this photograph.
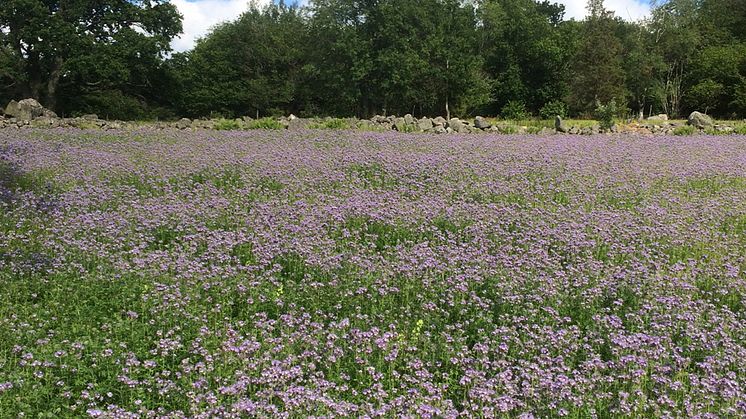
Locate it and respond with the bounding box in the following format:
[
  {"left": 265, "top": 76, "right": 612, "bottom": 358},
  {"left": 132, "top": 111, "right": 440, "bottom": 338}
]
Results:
[{"left": 1, "top": 0, "right": 745, "bottom": 120}]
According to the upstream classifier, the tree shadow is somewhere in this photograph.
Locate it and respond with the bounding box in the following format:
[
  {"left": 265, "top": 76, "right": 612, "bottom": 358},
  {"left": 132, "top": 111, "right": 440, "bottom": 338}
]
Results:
[{"left": 0, "top": 145, "right": 22, "bottom": 206}]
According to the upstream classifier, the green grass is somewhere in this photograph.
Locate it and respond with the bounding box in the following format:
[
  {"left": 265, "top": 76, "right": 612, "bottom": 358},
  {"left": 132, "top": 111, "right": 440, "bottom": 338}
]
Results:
[
  {"left": 246, "top": 117, "right": 284, "bottom": 130},
  {"left": 213, "top": 118, "right": 242, "bottom": 130},
  {"left": 673, "top": 125, "right": 697, "bottom": 136},
  {"left": 309, "top": 118, "right": 351, "bottom": 130}
]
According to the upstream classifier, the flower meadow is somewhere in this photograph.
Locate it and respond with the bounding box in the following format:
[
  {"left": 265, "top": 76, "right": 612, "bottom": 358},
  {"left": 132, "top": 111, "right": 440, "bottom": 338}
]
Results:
[{"left": 1, "top": 128, "right": 746, "bottom": 418}]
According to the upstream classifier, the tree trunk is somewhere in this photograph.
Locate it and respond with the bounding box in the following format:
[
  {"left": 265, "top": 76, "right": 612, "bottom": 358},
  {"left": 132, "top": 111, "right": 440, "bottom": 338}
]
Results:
[{"left": 45, "top": 58, "right": 64, "bottom": 111}]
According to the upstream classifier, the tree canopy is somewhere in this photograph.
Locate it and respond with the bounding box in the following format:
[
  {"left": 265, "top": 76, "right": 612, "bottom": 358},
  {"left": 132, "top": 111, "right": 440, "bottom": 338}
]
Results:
[{"left": 1, "top": 0, "right": 745, "bottom": 120}]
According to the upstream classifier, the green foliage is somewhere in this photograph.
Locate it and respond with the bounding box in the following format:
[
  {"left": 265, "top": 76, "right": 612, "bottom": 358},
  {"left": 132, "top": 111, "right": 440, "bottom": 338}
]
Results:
[
  {"left": 174, "top": 3, "right": 305, "bottom": 118},
  {"left": 247, "top": 118, "right": 285, "bottom": 130},
  {"left": 213, "top": 119, "right": 242, "bottom": 130},
  {"left": 594, "top": 98, "right": 618, "bottom": 131},
  {"left": 568, "top": 0, "right": 628, "bottom": 115},
  {"left": 2, "top": 0, "right": 746, "bottom": 120},
  {"left": 674, "top": 125, "right": 697, "bottom": 136},
  {"left": 539, "top": 101, "right": 568, "bottom": 119},
  {"left": 0, "top": 0, "right": 181, "bottom": 117},
  {"left": 501, "top": 100, "right": 529, "bottom": 120}
]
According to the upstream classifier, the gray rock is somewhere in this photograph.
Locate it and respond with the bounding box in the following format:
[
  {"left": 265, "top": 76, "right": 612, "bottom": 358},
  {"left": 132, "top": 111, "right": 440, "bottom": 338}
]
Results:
[
  {"left": 4, "top": 99, "right": 44, "bottom": 121},
  {"left": 715, "top": 124, "right": 734, "bottom": 133},
  {"left": 433, "top": 116, "right": 447, "bottom": 126},
  {"left": 554, "top": 115, "right": 568, "bottom": 133},
  {"left": 82, "top": 114, "right": 99, "bottom": 121},
  {"left": 392, "top": 117, "right": 407, "bottom": 132},
  {"left": 538, "top": 127, "right": 555, "bottom": 135},
  {"left": 447, "top": 118, "right": 464, "bottom": 133},
  {"left": 687, "top": 111, "right": 714, "bottom": 129},
  {"left": 175, "top": 118, "right": 192, "bottom": 129},
  {"left": 404, "top": 114, "right": 415, "bottom": 125},
  {"left": 417, "top": 118, "right": 434, "bottom": 131},
  {"left": 647, "top": 114, "right": 668, "bottom": 121},
  {"left": 433, "top": 125, "right": 447, "bottom": 134},
  {"left": 288, "top": 118, "right": 309, "bottom": 130},
  {"left": 474, "top": 116, "right": 491, "bottom": 130}
]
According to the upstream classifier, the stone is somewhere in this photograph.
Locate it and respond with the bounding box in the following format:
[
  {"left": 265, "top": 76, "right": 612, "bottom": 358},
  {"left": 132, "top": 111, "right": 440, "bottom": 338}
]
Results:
[
  {"left": 417, "top": 118, "right": 434, "bottom": 131},
  {"left": 433, "top": 116, "right": 447, "bottom": 126},
  {"left": 404, "top": 114, "right": 415, "bottom": 125},
  {"left": 175, "top": 118, "right": 192, "bottom": 129},
  {"left": 447, "top": 118, "right": 464, "bottom": 133},
  {"left": 474, "top": 116, "right": 491, "bottom": 130},
  {"left": 30, "top": 116, "right": 59, "bottom": 128},
  {"left": 647, "top": 114, "right": 668, "bottom": 121},
  {"left": 687, "top": 111, "right": 714, "bottom": 129},
  {"left": 82, "top": 114, "right": 99, "bottom": 120},
  {"left": 4, "top": 99, "right": 44, "bottom": 121},
  {"left": 433, "top": 125, "right": 447, "bottom": 134},
  {"left": 538, "top": 127, "right": 555, "bottom": 135},
  {"left": 288, "top": 118, "right": 309, "bottom": 130},
  {"left": 554, "top": 115, "right": 568, "bottom": 133},
  {"left": 42, "top": 108, "right": 58, "bottom": 119},
  {"left": 392, "top": 117, "right": 407, "bottom": 132}
]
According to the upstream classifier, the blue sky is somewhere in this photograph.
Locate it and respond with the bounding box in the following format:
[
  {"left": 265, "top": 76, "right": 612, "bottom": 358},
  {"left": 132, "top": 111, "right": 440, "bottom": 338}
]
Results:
[{"left": 171, "top": 0, "right": 652, "bottom": 52}]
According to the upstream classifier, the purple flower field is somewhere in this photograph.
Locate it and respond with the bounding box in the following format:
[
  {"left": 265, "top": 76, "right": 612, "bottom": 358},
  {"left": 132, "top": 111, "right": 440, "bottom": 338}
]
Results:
[{"left": 1, "top": 128, "right": 746, "bottom": 417}]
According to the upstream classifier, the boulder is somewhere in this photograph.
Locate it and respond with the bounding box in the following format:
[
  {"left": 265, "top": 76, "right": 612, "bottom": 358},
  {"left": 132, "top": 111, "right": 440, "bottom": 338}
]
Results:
[
  {"left": 474, "top": 116, "right": 491, "bottom": 130},
  {"left": 433, "top": 125, "right": 447, "bottom": 134},
  {"left": 392, "top": 117, "right": 407, "bottom": 132},
  {"left": 42, "top": 108, "right": 58, "bottom": 119},
  {"left": 417, "top": 118, "right": 434, "bottom": 131},
  {"left": 433, "top": 116, "right": 447, "bottom": 126},
  {"left": 403, "top": 114, "right": 415, "bottom": 125},
  {"left": 687, "top": 111, "right": 714, "bottom": 129},
  {"left": 4, "top": 99, "right": 45, "bottom": 121},
  {"left": 175, "top": 118, "right": 192, "bottom": 129},
  {"left": 647, "top": 114, "right": 668, "bottom": 121},
  {"left": 82, "top": 114, "right": 99, "bottom": 121},
  {"left": 447, "top": 118, "right": 464, "bottom": 133},
  {"left": 538, "top": 127, "right": 555, "bottom": 136},
  {"left": 288, "top": 117, "right": 309, "bottom": 130},
  {"left": 554, "top": 115, "right": 568, "bottom": 133}
]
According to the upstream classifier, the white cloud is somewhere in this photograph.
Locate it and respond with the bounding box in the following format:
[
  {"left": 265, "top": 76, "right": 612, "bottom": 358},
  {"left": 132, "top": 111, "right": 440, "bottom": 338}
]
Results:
[
  {"left": 559, "top": 0, "right": 651, "bottom": 21},
  {"left": 171, "top": 0, "right": 270, "bottom": 52}
]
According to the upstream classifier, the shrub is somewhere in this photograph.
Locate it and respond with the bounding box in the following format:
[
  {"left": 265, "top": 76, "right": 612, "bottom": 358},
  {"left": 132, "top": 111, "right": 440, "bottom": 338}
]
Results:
[
  {"left": 214, "top": 118, "right": 242, "bottom": 130},
  {"left": 501, "top": 100, "right": 529, "bottom": 120},
  {"left": 674, "top": 125, "right": 696, "bottom": 136},
  {"left": 247, "top": 117, "right": 284, "bottom": 130},
  {"left": 539, "top": 101, "right": 568, "bottom": 120},
  {"left": 594, "top": 98, "right": 618, "bottom": 131}
]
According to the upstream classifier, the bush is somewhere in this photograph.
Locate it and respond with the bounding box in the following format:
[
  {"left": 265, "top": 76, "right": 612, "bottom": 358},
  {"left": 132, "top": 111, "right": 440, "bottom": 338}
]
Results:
[
  {"left": 214, "top": 118, "right": 242, "bottom": 130},
  {"left": 594, "top": 98, "right": 618, "bottom": 131},
  {"left": 673, "top": 125, "right": 696, "bottom": 136},
  {"left": 247, "top": 117, "right": 284, "bottom": 130},
  {"left": 539, "top": 101, "right": 567, "bottom": 120},
  {"left": 501, "top": 100, "right": 529, "bottom": 120}
]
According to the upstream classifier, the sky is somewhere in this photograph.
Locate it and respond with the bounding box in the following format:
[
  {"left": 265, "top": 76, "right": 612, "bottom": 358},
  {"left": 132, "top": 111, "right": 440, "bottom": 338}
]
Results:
[{"left": 170, "top": 0, "right": 652, "bottom": 52}]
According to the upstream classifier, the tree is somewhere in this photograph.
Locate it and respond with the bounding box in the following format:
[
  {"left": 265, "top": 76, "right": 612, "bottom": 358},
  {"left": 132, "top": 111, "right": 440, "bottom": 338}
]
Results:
[
  {"left": 479, "top": 0, "right": 573, "bottom": 115},
  {"left": 174, "top": 3, "right": 306, "bottom": 118},
  {"left": 0, "top": 0, "right": 181, "bottom": 116},
  {"left": 567, "top": 0, "right": 627, "bottom": 114}
]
